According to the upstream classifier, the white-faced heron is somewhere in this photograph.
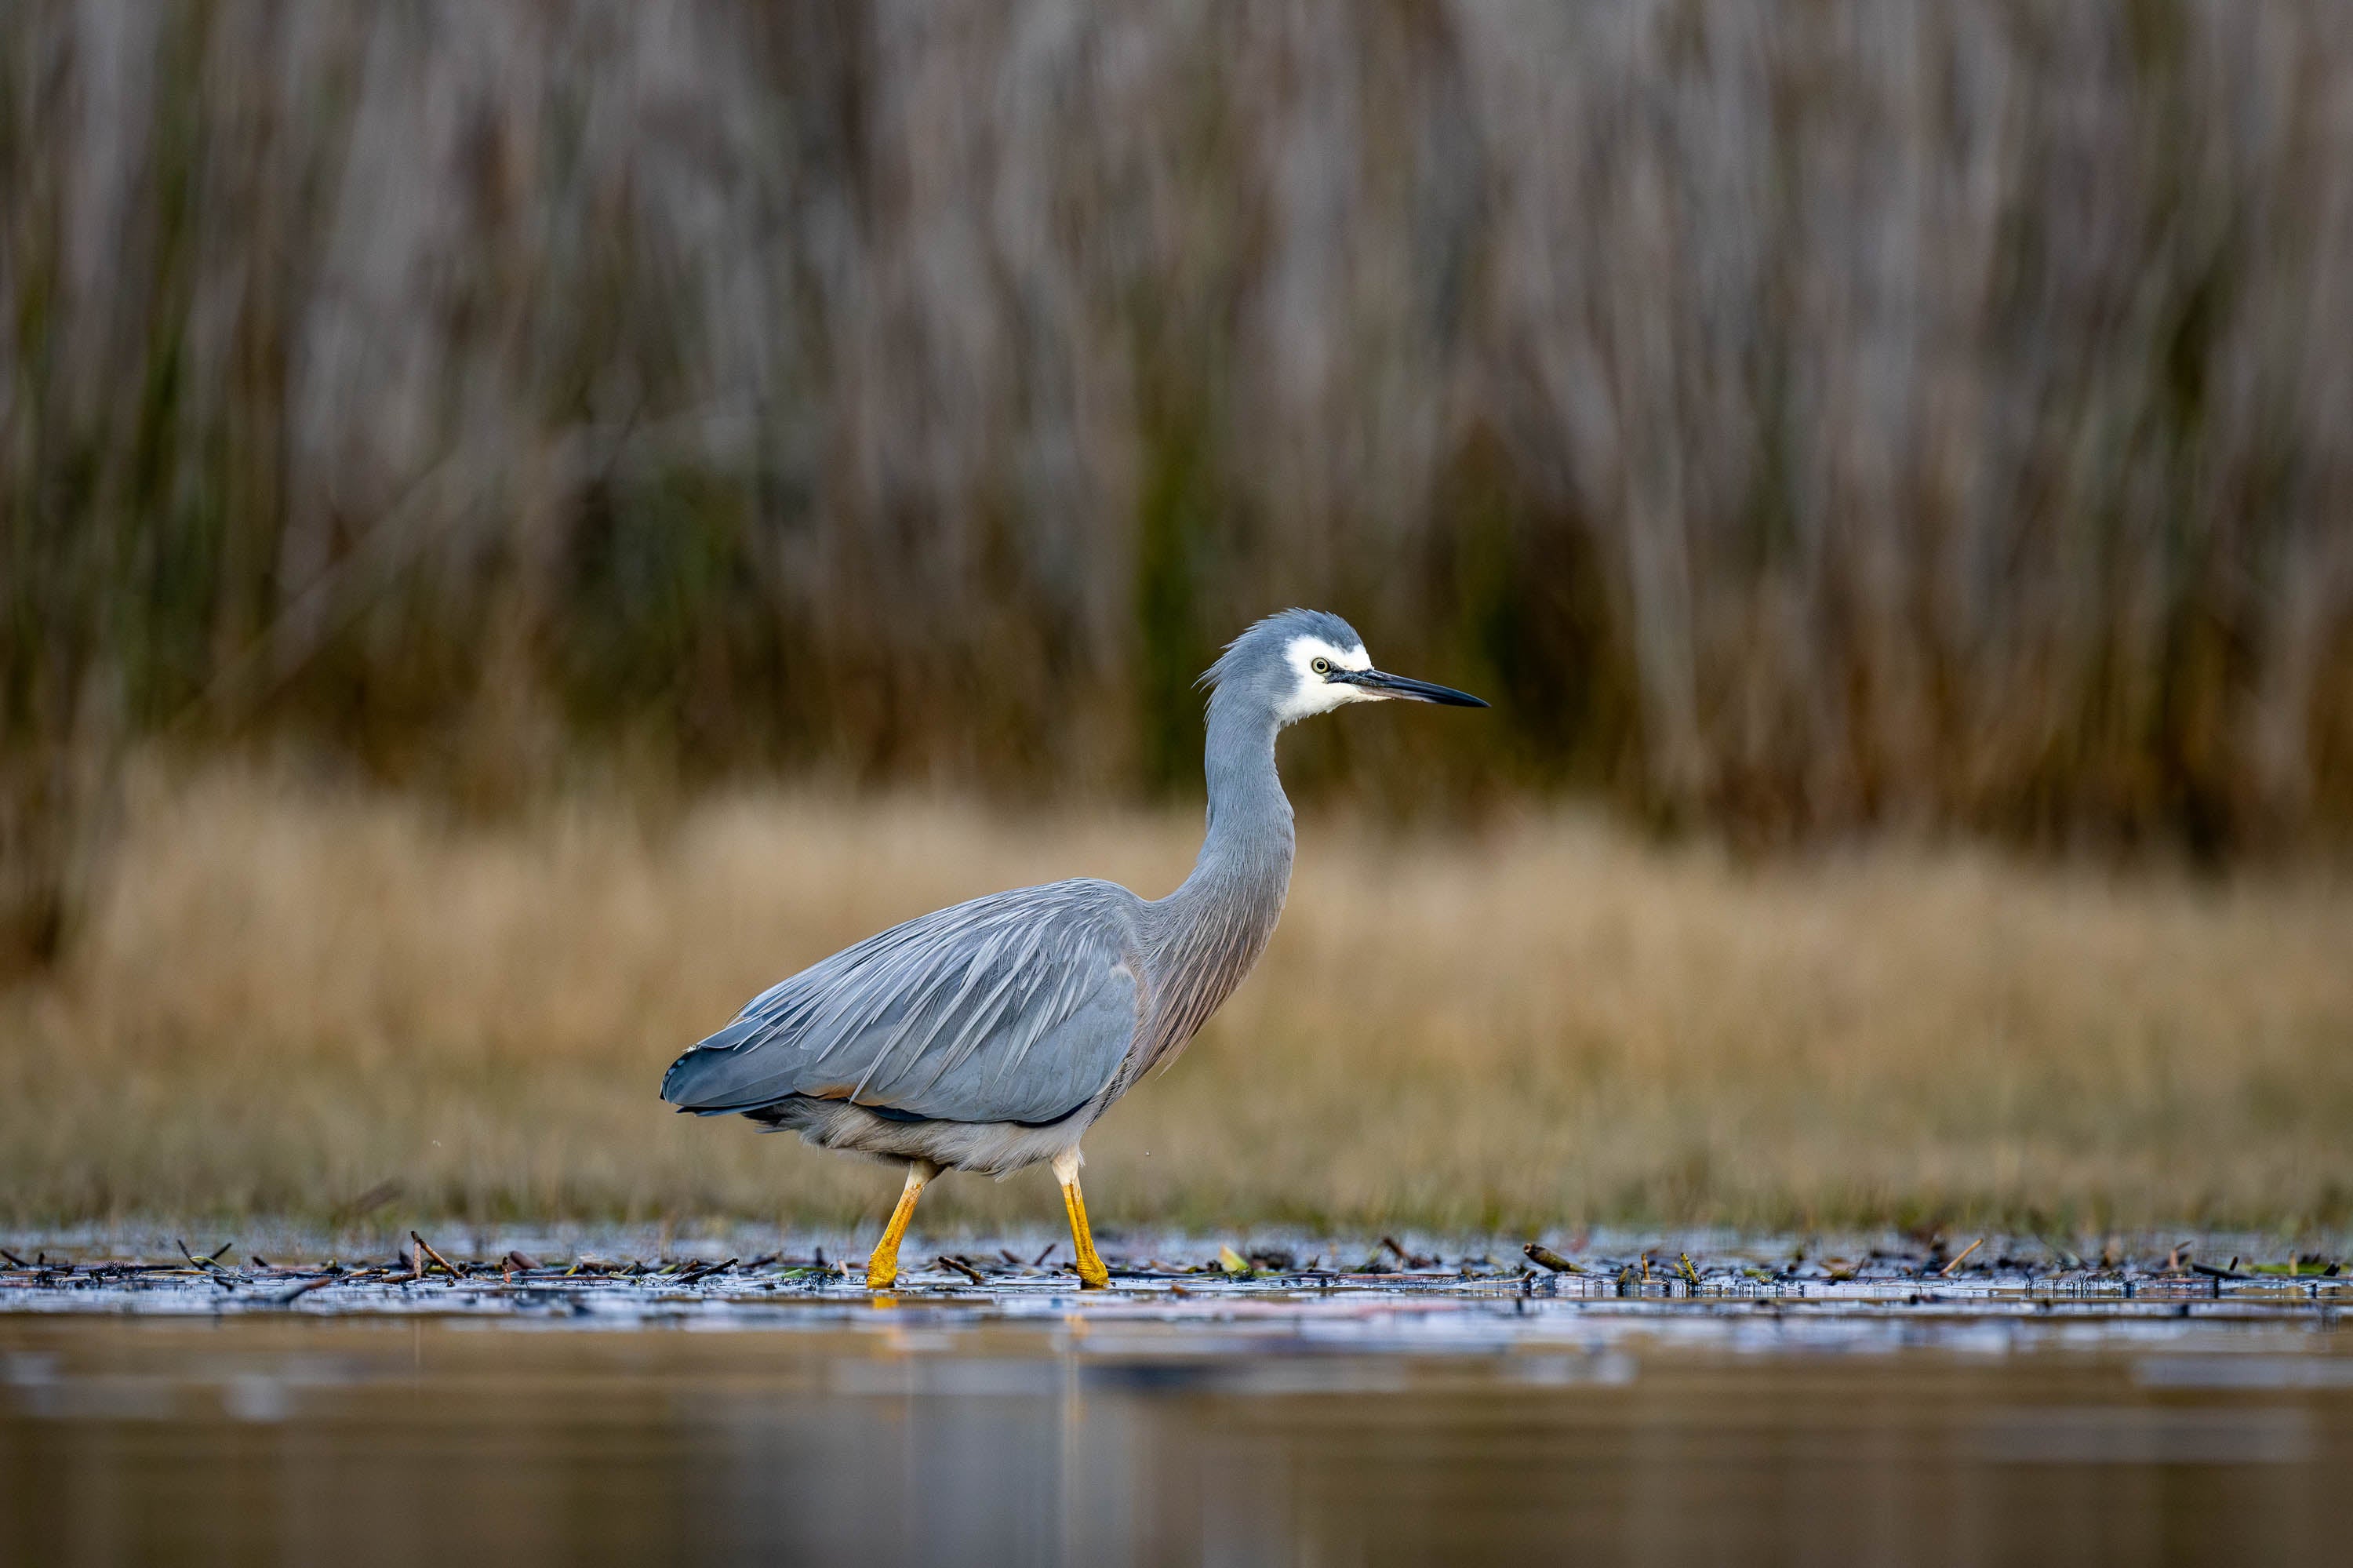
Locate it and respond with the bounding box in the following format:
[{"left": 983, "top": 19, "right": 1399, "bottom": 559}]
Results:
[{"left": 660, "top": 609, "right": 1487, "bottom": 1288}]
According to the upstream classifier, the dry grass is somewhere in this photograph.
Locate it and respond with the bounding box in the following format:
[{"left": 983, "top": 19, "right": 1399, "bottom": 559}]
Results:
[{"left": 5, "top": 768, "right": 2351, "bottom": 1235}]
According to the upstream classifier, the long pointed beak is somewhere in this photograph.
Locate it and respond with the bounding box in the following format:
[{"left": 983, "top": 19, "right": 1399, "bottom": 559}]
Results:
[{"left": 1331, "top": 668, "right": 1489, "bottom": 707}]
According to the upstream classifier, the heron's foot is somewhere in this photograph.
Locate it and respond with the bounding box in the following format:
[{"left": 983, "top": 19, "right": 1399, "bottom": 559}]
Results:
[
  {"left": 865, "top": 1160, "right": 935, "bottom": 1291},
  {"left": 1053, "top": 1149, "right": 1112, "bottom": 1290}
]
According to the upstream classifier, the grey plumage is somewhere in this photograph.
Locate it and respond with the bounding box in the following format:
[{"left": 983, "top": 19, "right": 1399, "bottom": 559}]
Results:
[
  {"left": 664, "top": 881, "right": 1142, "bottom": 1130},
  {"left": 660, "top": 607, "right": 1485, "bottom": 1179}
]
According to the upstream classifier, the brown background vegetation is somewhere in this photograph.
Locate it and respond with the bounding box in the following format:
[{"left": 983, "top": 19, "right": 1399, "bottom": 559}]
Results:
[
  {"left": 9, "top": 2, "right": 2353, "bottom": 960},
  {"left": 6, "top": 773, "right": 2350, "bottom": 1233}
]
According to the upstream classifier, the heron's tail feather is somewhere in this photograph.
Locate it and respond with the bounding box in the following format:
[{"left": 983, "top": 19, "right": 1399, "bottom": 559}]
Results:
[{"left": 659, "top": 1016, "right": 774, "bottom": 1108}]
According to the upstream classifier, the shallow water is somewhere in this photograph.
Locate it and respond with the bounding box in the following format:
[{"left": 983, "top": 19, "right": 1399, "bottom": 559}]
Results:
[{"left": 6, "top": 1266, "right": 2353, "bottom": 1565}]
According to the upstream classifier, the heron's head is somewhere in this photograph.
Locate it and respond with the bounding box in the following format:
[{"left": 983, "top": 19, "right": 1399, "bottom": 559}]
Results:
[{"left": 1202, "top": 608, "right": 1489, "bottom": 727}]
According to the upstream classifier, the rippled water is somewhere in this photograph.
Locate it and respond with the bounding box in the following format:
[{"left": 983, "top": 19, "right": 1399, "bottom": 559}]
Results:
[{"left": 7, "top": 1277, "right": 2353, "bottom": 1565}]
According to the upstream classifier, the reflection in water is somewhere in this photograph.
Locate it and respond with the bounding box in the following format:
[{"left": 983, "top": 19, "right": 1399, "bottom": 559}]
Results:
[{"left": 5, "top": 1309, "right": 2351, "bottom": 1564}]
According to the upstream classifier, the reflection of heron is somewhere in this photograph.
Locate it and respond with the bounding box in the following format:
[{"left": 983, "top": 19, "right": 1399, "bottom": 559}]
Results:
[{"left": 661, "top": 609, "right": 1487, "bottom": 1289}]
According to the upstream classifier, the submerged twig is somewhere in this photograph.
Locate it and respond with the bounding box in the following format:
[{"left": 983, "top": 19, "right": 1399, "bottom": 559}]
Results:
[
  {"left": 271, "top": 1275, "right": 339, "bottom": 1305},
  {"left": 1380, "top": 1236, "right": 1435, "bottom": 1268},
  {"left": 176, "top": 1238, "right": 235, "bottom": 1290},
  {"left": 410, "top": 1231, "right": 463, "bottom": 1280}
]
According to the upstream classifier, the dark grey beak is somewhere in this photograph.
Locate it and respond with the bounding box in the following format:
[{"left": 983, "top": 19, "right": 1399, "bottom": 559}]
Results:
[{"left": 1331, "top": 668, "right": 1489, "bottom": 708}]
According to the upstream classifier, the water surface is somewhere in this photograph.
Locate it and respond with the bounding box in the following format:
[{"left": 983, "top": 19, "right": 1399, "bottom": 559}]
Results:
[{"left": 6, "top": 1282, "right": 2351, "bottom": 1565}]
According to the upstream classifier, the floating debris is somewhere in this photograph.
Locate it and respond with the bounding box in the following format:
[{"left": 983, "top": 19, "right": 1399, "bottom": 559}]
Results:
[{"left": 0, "top": 1231, "right": 2347, "bottom": 1324}]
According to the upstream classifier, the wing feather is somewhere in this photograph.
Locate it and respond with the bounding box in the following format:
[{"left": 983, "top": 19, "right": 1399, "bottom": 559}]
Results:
[{"left": 660, "top": 879, "right": 1144, "bottom": 1126}]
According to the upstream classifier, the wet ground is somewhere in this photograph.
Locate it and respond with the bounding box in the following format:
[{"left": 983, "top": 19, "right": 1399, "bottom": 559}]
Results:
[{"left": 6, "top": 1231, "right": 2352, "bottom": 1563}]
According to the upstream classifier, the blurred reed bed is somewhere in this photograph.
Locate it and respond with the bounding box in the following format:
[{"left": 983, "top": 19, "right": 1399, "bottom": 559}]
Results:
[
  {"left": 3, "top": 766, "right": 2349, "bottom": 1234},
  {"left": 9, "top": 2, "right": 2353, "bottom": 964}
]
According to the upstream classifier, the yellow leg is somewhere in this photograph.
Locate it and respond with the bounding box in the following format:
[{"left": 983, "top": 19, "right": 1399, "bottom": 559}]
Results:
[
  {"left": 866, "top": 1159, "right": 937, "bottom": 1290},
  {"left": 1052, "top": 1149, "right": 1111, "bottom": 1289}
]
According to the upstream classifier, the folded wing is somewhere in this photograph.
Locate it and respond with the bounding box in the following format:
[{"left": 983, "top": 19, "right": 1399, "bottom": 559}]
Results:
[{"left": 660, "top": 879, "right": 1144, "bottom": 1126}]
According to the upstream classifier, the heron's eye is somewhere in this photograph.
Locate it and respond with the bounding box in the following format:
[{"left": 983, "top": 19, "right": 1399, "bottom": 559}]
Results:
[{"left": 1311, "top": 657, "right": 1332, "bottom": 676}]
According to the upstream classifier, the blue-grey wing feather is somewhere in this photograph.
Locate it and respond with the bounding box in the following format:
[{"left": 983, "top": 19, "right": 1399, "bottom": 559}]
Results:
[{"left": 660, "top": 879, "right": 1144, "bottom": 1126}]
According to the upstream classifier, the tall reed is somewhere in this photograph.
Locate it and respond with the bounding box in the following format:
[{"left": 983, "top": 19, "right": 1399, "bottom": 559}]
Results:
[{"left": 7, "top": 2, "right": 2353, "bottom": 957}]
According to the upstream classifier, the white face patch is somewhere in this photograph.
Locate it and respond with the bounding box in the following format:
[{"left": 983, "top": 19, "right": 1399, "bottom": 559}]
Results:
[{"left": 1273, "top": 635, "right": 1375, "bottom": 724}]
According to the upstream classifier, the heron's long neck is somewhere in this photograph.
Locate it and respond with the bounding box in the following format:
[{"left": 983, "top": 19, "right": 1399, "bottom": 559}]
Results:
[
  {"left": 1133, "top": 695, "right": 1294, "bottom": 1075},
  {"left": 1177, "top": 693, "right": 1295, "bottom": 914}
]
